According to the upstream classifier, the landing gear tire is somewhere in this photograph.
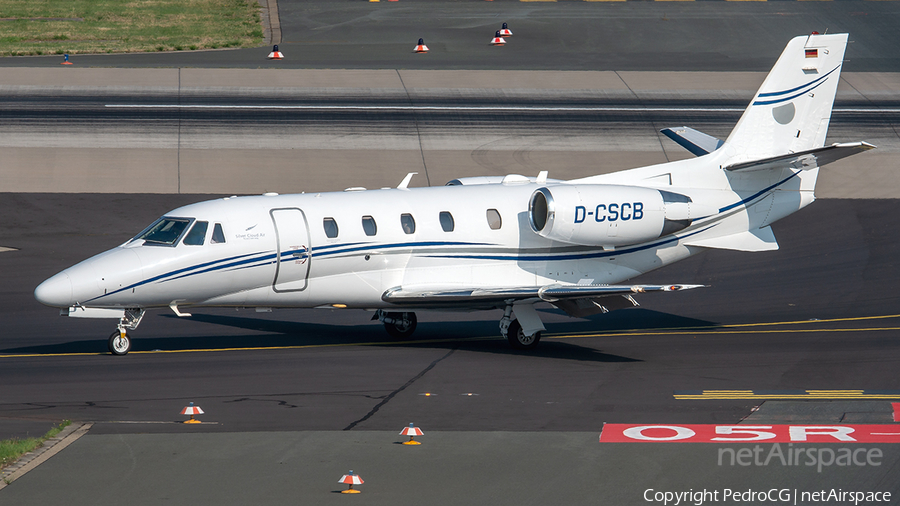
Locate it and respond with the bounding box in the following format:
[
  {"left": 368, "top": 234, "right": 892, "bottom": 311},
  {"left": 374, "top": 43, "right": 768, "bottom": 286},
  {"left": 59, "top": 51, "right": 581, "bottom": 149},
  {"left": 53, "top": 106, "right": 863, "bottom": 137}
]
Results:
[
  {"left": 506, "top": 319, "right": 541, "bottom": 350},
  {"left": 108, "top": 330, "right": 131, "bottom": 356},
  {"left": 383, "top": 312, "right": 417, "bottom": 340}
]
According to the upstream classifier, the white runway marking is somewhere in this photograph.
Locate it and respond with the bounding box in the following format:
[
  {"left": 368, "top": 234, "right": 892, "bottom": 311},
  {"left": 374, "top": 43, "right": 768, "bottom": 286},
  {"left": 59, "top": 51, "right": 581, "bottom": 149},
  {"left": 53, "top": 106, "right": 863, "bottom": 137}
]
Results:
[{"left": 105, "top": 104, "right": 900, "bottom": 113}]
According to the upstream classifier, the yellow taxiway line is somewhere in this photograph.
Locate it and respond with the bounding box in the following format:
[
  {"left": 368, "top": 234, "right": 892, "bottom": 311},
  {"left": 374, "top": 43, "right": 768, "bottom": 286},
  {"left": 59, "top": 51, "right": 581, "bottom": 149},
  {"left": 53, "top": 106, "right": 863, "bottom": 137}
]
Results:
[
  {"left": 674, "top": 389, "right": 900, "bottom": 400},
  {"left": 2, "top": 314, "right": 898, "bottom": 359}
]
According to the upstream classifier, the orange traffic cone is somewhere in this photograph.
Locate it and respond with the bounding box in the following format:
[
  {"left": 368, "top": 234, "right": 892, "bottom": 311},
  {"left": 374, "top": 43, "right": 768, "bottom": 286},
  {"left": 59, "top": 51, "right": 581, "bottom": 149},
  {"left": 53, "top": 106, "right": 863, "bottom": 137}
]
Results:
[
  {"left": 400, "top": 422, "right": 424, "bottom": 445},
  {"left": 413, "top": 38, "right": 429, "bottom": 53},
  {"left": 61, "top": 54, "right": 73, "bottom": 65},
  {"left": 338, "top": 470, "right": 364, "bottom": 493},
  {"left": 181, "top": 402, "right": 204, "bottom": 424},
  {"left": 499, "top": 23, "right": 512, "bottom": 37},
  {"left": 490, "top": 31, "right": 506, "bottom": 46},
  {"left": 267, "top": 45, "right": 283, "bottom": 60}
]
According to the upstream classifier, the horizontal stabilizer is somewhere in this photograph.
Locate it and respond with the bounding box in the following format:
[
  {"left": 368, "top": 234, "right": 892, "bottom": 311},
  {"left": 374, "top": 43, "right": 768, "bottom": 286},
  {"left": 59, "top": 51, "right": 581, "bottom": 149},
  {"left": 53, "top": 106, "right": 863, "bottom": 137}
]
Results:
[
  {"left": 382, "top": 283, "right": 705, "bottom": 307},
  {"left": 685, "top": 226, "right": 778, "bottom": 252},
  {"left": 725, "top": 142, "right": 875, "bottom": 172},
  {"left": 661, "top": 127, "right": 724, "bottom": 157}
]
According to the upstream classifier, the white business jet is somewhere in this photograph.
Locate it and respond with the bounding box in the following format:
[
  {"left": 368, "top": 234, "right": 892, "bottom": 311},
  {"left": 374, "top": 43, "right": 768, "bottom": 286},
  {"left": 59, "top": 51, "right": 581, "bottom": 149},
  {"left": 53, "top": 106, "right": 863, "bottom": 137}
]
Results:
[{"left": 36, "top": 33, "right": 872, "bottom": 355}]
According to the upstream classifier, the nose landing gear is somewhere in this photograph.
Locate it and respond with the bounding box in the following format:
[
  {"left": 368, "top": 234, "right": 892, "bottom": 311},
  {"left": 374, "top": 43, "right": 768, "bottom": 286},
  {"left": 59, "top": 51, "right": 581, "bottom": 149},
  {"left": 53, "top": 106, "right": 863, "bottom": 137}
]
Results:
[
  {"left": 108, "top": 329, "right": 131, "bottom": 355},
  {"left": 108, "top": 308, "right": 144, "bottom": 355}
]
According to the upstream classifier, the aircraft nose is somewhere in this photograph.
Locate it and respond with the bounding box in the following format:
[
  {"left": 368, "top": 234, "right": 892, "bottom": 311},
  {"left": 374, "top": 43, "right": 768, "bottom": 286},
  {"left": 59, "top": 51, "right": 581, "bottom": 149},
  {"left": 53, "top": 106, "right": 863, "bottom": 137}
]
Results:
[{"left": 34, "top": 271, "right": 73, "bottom": 308}]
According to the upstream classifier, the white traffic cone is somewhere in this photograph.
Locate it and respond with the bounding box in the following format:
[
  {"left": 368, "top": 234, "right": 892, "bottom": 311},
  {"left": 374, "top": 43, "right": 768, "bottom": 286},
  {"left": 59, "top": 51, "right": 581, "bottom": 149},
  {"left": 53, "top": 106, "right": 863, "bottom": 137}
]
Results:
[
  {"left": 339, "top": 470, "right": 364, "bottom": 494},
  {"left": 400, "top": 422, "right": 424, "bottom": 445},
  {"left": 490, "top": 31, "right": 506, "bottom": 46}
]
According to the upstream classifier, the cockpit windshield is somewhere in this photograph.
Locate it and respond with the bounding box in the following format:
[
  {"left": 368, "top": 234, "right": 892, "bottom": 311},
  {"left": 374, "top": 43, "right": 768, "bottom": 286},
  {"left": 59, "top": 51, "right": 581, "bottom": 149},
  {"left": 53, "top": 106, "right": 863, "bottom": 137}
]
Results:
[{"left": 133, "top": 217, "right": 192, "bottom": 246}]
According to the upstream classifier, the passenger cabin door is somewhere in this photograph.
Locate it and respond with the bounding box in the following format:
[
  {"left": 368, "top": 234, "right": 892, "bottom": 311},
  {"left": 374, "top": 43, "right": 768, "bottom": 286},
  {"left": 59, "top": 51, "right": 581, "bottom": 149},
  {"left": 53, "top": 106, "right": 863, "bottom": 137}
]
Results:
[{"left": 270, "top": 208, "right": 311, "bottom": 292}]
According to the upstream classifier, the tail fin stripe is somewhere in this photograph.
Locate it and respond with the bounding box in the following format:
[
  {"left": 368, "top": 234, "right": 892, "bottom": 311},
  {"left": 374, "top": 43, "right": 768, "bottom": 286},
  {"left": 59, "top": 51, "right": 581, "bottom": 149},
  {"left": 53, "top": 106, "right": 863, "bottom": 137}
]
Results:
[
  {"left": 756, "top": 65, "right": 840, "bottom": 99},
  {"left": 753, "top": 78, "right": 830, "bottom": 106}
]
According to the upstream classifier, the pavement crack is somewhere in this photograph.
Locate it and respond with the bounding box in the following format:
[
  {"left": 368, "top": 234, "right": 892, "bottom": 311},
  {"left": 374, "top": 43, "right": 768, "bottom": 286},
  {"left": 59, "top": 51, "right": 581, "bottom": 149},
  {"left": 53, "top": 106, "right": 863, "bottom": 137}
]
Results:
[{"left": 343, "top": 348, "right": 456, "bottom": 430}]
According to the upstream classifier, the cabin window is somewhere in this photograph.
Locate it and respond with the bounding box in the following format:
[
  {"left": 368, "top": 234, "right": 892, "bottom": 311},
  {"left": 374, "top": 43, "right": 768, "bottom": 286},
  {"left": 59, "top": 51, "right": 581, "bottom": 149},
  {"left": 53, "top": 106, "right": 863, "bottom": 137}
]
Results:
[
  {"left": 400, "top": 213, "right": 416, "bottom": 234},
  {"left": 183, "top": 221, "right": 208, "bottom": 245},
  {"left": 323, "top": 217, "right": 339, "bottom": 238},
  {"left": 135, "top": 217, "right": 191, "bottom": 246},
  {"left": 211, "top": 223, "right": 226, "bottom": 244},
  {"left": 486, "top": 209, "right": 502, "bottom": 230},
  {"left": 439, "top": 211, "right": 454, "bottom": 232},
  {"left": 362, "top": 215, "right": 377, "bottom": 236}
]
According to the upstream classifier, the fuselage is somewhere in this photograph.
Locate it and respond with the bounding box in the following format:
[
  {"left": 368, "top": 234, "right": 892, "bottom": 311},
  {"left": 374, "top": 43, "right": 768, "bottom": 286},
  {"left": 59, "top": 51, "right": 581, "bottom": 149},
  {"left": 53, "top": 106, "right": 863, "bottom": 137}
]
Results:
[{"left": 34, "top": 158, "right": 815, "bottom": 313}]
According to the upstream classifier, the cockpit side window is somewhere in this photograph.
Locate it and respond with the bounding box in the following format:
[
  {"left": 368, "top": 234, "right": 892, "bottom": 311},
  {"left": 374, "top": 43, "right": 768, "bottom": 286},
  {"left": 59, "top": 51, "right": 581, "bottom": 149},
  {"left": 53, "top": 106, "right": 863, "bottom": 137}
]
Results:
[
  {"left": 183, "top": 221, "right": 208, "bottom": 246},
  {"left": 211, "top": 223, "right": 226, "bottom": 244},
  {"left": 135, "top": 217, "right": 192, "bottom": 246}
]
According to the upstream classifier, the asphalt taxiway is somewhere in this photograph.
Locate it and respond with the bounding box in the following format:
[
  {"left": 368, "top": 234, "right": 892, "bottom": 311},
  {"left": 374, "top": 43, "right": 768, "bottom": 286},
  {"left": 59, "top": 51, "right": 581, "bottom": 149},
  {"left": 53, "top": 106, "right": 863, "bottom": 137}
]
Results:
[{"left": 1, "top": 1, "right": 899, "bottom": 504}]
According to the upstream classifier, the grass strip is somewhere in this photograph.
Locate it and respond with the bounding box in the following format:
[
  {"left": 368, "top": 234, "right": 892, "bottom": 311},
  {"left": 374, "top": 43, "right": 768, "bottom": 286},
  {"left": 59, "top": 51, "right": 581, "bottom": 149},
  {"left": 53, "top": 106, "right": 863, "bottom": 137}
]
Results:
[
  {"left": 0, "top": 420, "right": 72, "bottom": 473},
  {"left": 0, "top": 0, "right": 263, "bottom": 56}
]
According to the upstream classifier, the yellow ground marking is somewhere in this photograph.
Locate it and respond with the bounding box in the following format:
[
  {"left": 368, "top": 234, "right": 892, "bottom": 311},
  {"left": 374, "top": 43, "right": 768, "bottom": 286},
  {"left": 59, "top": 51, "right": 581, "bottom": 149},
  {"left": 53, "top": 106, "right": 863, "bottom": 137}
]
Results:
[
  {"left": 0, "top": 335, "right": 495, "bottom": 359},
  {"left": 546, "top": 313, "right": 900, "bottom": 340},
  {"left": 3, "top": 314, "right": 898, "bottom": 359}
]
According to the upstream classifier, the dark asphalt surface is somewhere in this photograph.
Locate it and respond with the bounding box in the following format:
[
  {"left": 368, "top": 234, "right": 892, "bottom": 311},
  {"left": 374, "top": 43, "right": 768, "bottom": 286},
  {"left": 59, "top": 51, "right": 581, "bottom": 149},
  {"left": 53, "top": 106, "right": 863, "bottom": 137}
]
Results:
[
  {"left": 2, "top": 195, "right": 899, "bottom": 436},
  {"left": 1, "top": 2, "right": 899, "bottom": 72}
]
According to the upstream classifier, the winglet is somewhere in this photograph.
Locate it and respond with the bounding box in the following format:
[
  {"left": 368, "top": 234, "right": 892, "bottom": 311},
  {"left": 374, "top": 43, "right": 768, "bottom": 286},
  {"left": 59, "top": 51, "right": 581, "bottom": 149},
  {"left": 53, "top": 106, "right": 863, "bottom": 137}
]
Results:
[{"left": 397, "top": 172, "right": 418, "bottom": 189}]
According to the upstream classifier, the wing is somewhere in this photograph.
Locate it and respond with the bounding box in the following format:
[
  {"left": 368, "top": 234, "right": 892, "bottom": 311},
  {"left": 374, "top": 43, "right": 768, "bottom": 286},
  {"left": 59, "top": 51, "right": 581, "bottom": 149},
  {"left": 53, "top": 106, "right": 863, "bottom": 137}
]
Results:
[{"left": 381, "top": 283, "right": 705, "bottom": 312}]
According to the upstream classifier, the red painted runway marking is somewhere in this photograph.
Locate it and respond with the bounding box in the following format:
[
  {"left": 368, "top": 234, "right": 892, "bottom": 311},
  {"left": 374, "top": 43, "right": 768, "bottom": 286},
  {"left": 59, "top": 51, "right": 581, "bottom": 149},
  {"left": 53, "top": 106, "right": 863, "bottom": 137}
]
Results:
[{"left": 599, "top": 424, "right": 900, "bottom": 443}]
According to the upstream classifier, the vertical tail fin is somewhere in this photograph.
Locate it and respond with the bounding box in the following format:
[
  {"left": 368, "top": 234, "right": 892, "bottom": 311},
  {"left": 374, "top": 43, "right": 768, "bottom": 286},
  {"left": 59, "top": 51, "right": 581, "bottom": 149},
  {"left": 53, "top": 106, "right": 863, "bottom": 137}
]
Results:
[{"left": 724, "top": 33, "right": 848, "bottom": 162}]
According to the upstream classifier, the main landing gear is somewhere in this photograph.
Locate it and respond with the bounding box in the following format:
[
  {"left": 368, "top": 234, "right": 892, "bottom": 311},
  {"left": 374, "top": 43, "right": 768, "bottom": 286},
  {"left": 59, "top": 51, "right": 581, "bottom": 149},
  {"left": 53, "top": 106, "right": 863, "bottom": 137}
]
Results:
[
  {"left": 504, "top": 319, "right": 541, "bottom": 350},
  {"left": 108, "top": 308, "right": 144, "bottom": 355},
  {"left": 499, "top": 303, "right": 543, "bottom": 350},
  {"left": 374, "top": 310, "right": 418, "bottom": 339},
  {"left": 374, "top": 303, "right": 545, "bottom": 350}
]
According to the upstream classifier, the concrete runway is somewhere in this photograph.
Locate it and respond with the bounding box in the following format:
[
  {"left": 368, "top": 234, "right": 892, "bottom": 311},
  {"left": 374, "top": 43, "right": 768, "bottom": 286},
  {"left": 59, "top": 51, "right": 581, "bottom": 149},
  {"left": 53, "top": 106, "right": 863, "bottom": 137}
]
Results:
[
  {"left": 0, "top": 69, "right": 897, "bottom": 196},
  {"left": 2, "top": 1, "right": 900, "bottom": 504}
]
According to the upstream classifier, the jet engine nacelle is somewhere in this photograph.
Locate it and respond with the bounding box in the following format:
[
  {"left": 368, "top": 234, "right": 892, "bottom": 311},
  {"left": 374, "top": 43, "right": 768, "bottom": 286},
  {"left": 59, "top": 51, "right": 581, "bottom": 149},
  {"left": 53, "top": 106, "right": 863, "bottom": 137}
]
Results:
[{"left": 528, "top": 185, "right": 696, "bottom": 247}]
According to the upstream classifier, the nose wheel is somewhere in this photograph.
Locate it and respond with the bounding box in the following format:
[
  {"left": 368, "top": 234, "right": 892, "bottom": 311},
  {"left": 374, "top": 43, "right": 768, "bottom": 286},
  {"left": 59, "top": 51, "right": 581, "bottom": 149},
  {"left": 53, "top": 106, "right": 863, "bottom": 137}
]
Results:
[{"left": 108, "top": 330, "right": 132, "bottom": 355}]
